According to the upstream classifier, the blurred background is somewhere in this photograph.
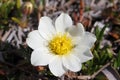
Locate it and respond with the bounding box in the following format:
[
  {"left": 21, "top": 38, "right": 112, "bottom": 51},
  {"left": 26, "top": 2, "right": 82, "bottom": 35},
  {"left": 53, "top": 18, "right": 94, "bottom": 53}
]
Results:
[{"left": 0, "top": 0, "right": 120, "bottom": 80}]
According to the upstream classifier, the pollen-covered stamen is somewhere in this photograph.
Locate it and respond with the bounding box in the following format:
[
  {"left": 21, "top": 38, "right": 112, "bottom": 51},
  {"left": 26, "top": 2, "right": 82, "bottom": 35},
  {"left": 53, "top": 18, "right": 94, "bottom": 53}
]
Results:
[{"left": 48, "top": 33, "right": 73, "bottom": 55}]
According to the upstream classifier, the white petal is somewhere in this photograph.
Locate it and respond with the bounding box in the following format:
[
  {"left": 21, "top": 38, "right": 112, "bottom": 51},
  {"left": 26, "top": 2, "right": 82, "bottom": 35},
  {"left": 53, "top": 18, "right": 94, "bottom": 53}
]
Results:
[
  {"left": 62, "top": 54, "right": 82, "bottom": 72},
  {"left": 81, "top": 50, "right": 93, "bottom": 63},
  {"left": 31, "top": 47, "right": 54, "bottom": 66},
  {"left": 71, "top": 36, "right": 82, "bottom": 46},
  {"left": 73, "top": 46, "right": 93, "bottom": 63},
  {"left": 26, "top": 30, "right": 46, "bottom": 49},
  {"left": 81, "top": 32, "right": 96, "bottom": 48},
  {"left": 68, "top": 23, "right": 85, "bottom": 37},
  {"left": 55, "top": 13, "right": 73, "bottom": 33},
  {"left": 38, "top": 16, "right": 56, "bottom": 40},
  {"left": 49, "top": 56, "right": 67, "bottom": 77}
]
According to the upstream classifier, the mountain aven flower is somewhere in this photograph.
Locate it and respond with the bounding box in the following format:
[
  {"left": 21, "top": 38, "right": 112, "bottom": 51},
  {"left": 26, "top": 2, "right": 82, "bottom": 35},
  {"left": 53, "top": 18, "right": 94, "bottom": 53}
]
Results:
[{"left": 26, "top": 13, "right": 96, "bottom": 77}]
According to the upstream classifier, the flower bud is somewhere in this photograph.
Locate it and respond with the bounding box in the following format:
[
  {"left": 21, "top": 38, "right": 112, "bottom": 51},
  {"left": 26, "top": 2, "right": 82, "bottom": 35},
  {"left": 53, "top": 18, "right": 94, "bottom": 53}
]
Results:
[
  {"left": 22, "top": 2, "right": 33, "bottom": 15},
  {"left": 38, "top": 1, "right": 44, "bottom": 12}
]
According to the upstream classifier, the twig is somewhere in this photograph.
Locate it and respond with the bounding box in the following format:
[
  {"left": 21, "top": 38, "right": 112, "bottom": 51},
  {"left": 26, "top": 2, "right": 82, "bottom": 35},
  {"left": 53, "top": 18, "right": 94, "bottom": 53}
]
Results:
[
  {"left": 91, "top": 62, "right": 110, "bottom": 79},
  {"left": 65, "top": 63, "right": 111, "bottom": 80},
  {"left": 1, "top": 28, "right": 12, "bottom": 41},
  {"left": 73, "top": 12, "right": 79, "bottom": 25},
  {"left": 38, "top": 0, "right": 44, "bottom": 20},
  {"left": 114, "top": 39, "right": 120, "bottom": 43},
  {"left": 64, "top": 0, "right": 75, "bottom": 8},
  {"left": 76, "top": 63, "right": 111, "bottom": 80},
  {"left": 79, "top": 0, "right": 84, "bottom": 22},
  {"left": 76, "top": 75, "right": 91, "bottom": 80}
]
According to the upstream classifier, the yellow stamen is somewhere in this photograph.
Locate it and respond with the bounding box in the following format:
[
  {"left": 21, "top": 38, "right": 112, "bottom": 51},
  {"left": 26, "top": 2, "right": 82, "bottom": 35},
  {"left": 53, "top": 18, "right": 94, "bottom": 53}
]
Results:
[{"left": 48, "top": 33, "right": 73, "bottom": 55}]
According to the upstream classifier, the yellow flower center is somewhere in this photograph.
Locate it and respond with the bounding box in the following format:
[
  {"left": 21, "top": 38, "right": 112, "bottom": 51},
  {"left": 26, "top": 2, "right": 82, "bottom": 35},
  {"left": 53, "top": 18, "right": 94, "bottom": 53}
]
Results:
[{"left": 48, "top": 33, "right": 73, "bottom": 55}]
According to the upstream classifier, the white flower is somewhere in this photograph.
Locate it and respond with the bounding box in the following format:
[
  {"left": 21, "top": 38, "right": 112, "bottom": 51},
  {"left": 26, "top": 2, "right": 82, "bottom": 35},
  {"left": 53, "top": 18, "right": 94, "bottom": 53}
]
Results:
[{"left": 26, "top": 13, "right": 96, "bottom": 77}]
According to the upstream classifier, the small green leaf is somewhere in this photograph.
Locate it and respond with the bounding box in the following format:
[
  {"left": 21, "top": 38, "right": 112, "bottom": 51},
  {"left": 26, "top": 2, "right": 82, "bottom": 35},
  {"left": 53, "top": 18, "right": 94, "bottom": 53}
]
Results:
[
  {"left": 95, "top": 26, "right": 100, "bottom": 39},
  {"left": 95, "top": 24, "right": 109, "bottom": 51},
  {"left": 94, "top": 50, "right": 100, "bottom": 60},
  {"left": 16, "top": 0, "right": 21, "bottom": 9},
  {"left": 107, "top": 48, "right": 113, "bottom": 58},
  {"left": 117, "top": 51, "right": 120, "bottom": 66},
  {"left": 12, "top": 17, "right": 21, "bottom": 24},
  {"left": 114, "top": 60, "right": 118, "bottom": 68},
  {"left": 100, "top": 50, "right": 108, "bottom": 64},
  {"left": 98, "top": 24, "right": 109, "bottom": 41}
]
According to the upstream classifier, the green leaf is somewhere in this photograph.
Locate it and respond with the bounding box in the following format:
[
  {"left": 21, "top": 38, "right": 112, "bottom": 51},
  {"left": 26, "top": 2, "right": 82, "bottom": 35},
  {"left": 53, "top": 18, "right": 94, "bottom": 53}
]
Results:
[
  {"left": 16, "top": 0, "right": 21, "bottom": 9},
  {"left": 93, "top": 50, "right": 100, "bottom": 61},
  {"left": 117, "top": 51, "right": 120, "bottom": 66},
  {"left": 98, "top": 24, "right": 109, "bottom": 41},
  {"left": 0, "top": 2, "right": 7, "bottom": 18},
  {"left": 114, "top": 60, "right": 118, "bottom": 68},
  {"left": 11, "top": 17, "right": 21, "bottom": 24},
  {"left": 100, "top": 50, "right": 108, "bottom": 64},
  {"left": 0, "top": 25, "right": 4, "bottom": 29},
  {"left": 95, "top": 24, "right": 109, "bottom": 51},
  {"left": 106, "top": 48, "right": 113, "bottom": 58},
  {"left": 95, "top": 26, "right": 100, "bottom": 39}
]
